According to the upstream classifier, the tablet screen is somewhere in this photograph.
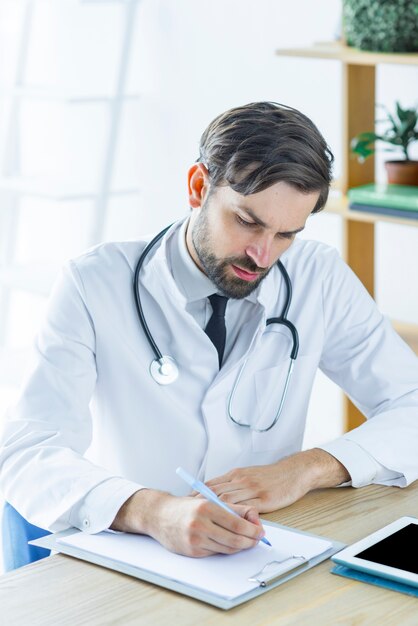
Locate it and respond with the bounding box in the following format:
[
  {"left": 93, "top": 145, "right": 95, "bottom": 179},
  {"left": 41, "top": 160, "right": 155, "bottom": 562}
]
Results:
[{"left": 354, "top": 523, "right": 417, "bottom": 574}]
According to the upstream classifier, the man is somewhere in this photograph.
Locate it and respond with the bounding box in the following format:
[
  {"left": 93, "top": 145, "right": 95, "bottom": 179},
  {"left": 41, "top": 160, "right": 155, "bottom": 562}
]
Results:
[{"left": 1, "top": 102, "right": 417, "bottom": 559}]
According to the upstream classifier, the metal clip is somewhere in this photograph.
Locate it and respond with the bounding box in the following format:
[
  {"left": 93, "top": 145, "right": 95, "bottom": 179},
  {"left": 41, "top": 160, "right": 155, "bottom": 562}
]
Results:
[{"left": 248, "top": 555, "right": 307, "bottom": 587}]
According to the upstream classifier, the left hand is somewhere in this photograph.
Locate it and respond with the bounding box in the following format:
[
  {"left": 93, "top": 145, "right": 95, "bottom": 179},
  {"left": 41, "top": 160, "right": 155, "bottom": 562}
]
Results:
[{"left": 200, "top": 449, "right": 350, "bottom": 513}]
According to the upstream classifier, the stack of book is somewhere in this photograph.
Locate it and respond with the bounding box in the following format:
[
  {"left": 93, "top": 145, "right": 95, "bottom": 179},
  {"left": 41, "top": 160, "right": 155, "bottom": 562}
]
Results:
[{"left": 348, "top": 184, "right": 418, "bottom": 220}]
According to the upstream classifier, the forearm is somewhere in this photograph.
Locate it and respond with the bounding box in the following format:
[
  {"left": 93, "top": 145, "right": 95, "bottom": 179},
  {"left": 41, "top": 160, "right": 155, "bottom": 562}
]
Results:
[
  {"left": 301, "top": 448, "right": 351, "bottom": 490},
  {"left": 110, "top": 488, "right": 170, "bottom": 535}
]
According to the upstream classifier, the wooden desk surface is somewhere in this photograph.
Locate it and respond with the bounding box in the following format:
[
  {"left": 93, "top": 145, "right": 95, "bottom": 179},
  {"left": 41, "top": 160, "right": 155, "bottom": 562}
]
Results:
[{"left": 1, "top": 483, "right": 417, "bottom": 626}]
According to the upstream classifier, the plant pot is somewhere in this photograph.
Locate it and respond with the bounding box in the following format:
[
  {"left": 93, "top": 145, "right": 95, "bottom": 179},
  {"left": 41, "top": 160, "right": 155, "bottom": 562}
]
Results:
[
  {"left": 343, "top": 0, "right": 418, "bottom": 52},
  {"left": 384, "top": 161, "right": 418, "bottom": 186}
]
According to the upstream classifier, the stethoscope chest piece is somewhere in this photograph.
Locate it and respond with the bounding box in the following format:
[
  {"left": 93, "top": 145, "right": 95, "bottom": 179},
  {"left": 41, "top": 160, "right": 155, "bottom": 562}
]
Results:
[{"left": 150, "top": 355, "right": 179, "bottom": 385}]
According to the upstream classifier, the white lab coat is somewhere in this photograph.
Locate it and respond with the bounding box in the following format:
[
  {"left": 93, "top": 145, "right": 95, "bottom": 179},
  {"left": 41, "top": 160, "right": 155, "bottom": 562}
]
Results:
[{"left": 1, "top": 220, "right": 418, "bottom": 533}]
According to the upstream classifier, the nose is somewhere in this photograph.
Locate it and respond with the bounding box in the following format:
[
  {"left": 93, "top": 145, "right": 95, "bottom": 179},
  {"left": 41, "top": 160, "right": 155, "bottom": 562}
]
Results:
[{"left": 245, "top": 237, "right": 273, "bottom": 269}]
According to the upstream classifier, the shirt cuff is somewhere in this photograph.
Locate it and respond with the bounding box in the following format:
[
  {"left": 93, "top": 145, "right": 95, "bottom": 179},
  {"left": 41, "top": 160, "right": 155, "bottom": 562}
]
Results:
[
  {"left": 318, "top": 438, "right": 402, "bottom": 488},
  {"left": 68, "top": 477, "right": 143, "bottom": 534}
]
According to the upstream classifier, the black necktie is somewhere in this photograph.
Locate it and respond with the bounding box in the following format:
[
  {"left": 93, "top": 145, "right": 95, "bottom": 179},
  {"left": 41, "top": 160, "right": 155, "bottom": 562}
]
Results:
[{"left": 204, "top": 294, "right": 229, "bottom": 368}]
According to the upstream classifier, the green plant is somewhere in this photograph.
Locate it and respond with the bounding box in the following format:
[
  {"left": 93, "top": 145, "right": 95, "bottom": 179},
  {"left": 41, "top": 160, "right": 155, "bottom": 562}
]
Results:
[
  {"left": 351, "top": 102, "right": 418, "bottom": 163},
  {"left": 343, "top": 0, "right": 418, "bottom": 53}
]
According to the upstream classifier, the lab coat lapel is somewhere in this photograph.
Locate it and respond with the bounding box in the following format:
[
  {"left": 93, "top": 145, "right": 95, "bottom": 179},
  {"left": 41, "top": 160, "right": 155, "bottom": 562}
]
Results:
[{"left": 201, "top": 267, "right": 288, "bottom": 478}]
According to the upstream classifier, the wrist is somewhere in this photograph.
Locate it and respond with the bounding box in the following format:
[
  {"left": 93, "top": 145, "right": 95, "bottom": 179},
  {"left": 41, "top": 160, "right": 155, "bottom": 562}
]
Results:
[
  {"left": 302, "top": 448, "right": 351, "bottom": 489},
  {"left": 111, "top": 488, "right": 172, "bottom": 535}
]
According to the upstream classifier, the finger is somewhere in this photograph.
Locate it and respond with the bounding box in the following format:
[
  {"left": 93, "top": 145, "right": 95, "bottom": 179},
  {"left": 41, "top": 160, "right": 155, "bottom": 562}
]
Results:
[
  {"left": 210, "top": 503, "right": 262, "bottom": 541},
  {"left": 200, "top": 537, "right": 253, "bottom": 555},
  {"left": 192, "top": 547, "right": 218, "bottom": 557},
  {"left": 207, "top": 482, "right": 246, "bottom": 496},
  {"left": 205, "top": 473, "right": 234, "bottom": 487},
  {"left": 216, "top": 489, "right": 257, "bottom": 504},
  {"left": 233, "top": 503, "right": 265, "bottom": 533},
  {"left": 207, "top": 522, "right": 261, "bottom": 553},
  {"left": 242, "top": 503, "right": 263, "bottom": 523}
]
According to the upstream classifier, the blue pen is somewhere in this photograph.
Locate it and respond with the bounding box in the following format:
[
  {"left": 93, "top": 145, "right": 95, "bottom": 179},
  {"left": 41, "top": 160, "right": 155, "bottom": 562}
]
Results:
[{"left": 176, "top": 466, "right": 272, "bottom": 547}]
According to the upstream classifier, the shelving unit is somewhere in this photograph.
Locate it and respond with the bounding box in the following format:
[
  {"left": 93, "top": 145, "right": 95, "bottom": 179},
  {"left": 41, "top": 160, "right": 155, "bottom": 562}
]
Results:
[{"left": 276, "top": 41, "right": 418, "bottom": 431}]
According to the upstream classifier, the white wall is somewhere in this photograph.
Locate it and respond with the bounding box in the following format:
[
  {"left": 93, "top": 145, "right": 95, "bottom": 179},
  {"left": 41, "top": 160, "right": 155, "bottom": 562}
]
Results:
[{"left": 0, "top": 0, "right": 417, "bottom": 453}]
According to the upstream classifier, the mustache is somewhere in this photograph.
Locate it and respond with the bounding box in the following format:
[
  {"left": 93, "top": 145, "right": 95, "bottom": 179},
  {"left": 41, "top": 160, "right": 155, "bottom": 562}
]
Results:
[{"left": 226, "top": 256, "right": 267, "bottom": 274}]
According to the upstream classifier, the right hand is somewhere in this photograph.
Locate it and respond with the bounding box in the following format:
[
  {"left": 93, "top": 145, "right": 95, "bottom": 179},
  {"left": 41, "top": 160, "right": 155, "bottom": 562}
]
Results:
[{"left": 111, "top": 489, "right": 265, "bottom": 557}]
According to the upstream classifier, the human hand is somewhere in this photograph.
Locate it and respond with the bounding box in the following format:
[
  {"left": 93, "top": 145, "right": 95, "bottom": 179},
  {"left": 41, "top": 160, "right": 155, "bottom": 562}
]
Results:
[
  {"left": 111, "top": 489, "right": 265, "bottom": 557},
  {"left": 203, "top": 449, "right": 350, "bottom": 513}
]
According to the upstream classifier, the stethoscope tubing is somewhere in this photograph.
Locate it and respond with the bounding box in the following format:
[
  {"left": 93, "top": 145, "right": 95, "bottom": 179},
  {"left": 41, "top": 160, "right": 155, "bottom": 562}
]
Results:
[
  {"left": 133, "top": 223, "right": 299, "bottom": 430},
  {"left": 133, "top": 224, "right": 173, "bottom": 362}
]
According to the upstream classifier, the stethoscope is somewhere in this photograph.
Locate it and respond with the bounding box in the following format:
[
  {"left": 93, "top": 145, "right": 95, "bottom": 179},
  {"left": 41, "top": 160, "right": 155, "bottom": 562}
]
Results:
[{"left": 133, "top": 224, "right": 299, "bottom": 432}]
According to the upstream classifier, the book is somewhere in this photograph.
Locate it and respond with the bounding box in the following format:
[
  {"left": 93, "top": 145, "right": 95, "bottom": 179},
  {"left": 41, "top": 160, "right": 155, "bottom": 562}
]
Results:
[
  {"left": 349, "top": 202, "right": 418, "bottom": 220},
  {"left": 347, "top": 184, "right": 418, "bottom": 211}
]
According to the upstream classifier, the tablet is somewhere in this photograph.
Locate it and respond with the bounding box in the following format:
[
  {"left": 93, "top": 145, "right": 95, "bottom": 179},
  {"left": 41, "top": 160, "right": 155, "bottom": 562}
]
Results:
[{"left": 331, "top": 516, "right": 418, "bottom": 588}]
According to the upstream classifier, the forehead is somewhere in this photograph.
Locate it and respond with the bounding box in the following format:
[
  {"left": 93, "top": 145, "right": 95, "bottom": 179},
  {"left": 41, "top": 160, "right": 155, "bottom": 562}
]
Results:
[{"left": 213, "top": 181, "right": 320, "bottom": 231}]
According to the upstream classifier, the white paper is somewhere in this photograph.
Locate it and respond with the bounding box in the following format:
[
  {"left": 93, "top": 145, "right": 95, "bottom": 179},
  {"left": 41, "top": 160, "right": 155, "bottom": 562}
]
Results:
[{"left": 58, "top": 524, "right": 332, "bottom": 599}]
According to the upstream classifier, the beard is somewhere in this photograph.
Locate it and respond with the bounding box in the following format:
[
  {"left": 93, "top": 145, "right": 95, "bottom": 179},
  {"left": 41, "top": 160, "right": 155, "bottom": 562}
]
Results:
[{"left": 191, "top": 204, "right": 273, "bottom": 299}]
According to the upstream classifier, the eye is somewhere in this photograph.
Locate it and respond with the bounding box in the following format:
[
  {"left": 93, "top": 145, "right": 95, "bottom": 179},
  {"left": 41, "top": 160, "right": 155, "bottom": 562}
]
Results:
[
  {"left": 277, "top": 232, "right": 295, "bottom": 241},
  {"left": 236, "top": 215, "right": 256, "bottom": 228}
]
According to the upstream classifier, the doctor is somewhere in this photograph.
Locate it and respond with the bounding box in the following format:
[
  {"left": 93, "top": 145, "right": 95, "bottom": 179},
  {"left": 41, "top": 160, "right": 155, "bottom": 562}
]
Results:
[{"left": 1, "top": 102, "right": 418, "bottom": 559}]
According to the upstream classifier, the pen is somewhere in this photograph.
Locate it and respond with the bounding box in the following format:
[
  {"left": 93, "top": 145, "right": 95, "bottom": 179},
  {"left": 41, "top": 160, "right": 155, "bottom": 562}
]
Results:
[{"left": 176, "top": 466, "right": 272, "bottom": 547}]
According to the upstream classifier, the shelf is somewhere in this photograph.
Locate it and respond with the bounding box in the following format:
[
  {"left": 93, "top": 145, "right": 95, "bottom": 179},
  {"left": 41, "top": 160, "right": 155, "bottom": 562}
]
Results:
[
  {"left": 0, "top": 177, "right": 140, "bottom": 201},
  {"left": 0, "top": 86, "right": 140, "bottom": 104},
  {"left": 276, "top": 41, "right": 418, "bottom": 67},
  {"left": 275, "top": 40, "right": 418, "bottom": 431},
  {"left": 325, "top": 193, "right": 418, "bottom": 229}
]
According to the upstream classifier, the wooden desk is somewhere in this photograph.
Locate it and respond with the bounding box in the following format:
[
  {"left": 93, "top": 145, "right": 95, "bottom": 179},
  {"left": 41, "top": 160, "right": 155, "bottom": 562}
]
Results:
[{"left": 1, "top": 483, "right": 417, "bottom": 625}]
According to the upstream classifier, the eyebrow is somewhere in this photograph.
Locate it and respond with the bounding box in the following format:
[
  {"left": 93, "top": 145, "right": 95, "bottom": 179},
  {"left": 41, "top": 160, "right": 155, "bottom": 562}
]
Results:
[{"left": 237, "top": 206, "right": 306, "bottom": 236}]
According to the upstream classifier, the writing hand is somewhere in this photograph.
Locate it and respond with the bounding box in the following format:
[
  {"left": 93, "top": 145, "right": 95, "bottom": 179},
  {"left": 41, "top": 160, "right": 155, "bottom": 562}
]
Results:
[{"left": 111, "top": 489, "right": 264, "bottom": 557}]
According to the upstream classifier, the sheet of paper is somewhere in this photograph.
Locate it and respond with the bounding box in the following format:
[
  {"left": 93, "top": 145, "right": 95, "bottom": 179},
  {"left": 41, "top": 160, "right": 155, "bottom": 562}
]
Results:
[{"left": 58, "top": 524, "right": 332, "bottom": 599}]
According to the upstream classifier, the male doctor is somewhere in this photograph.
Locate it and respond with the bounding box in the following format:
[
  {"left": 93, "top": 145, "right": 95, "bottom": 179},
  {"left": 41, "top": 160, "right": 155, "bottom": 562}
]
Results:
[{"left": 1, "top": 102, "right": 418, "bottom": 559}]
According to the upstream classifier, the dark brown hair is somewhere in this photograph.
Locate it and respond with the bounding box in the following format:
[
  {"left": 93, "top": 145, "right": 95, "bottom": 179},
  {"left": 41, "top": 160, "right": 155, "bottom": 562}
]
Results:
[{"left": 198, "top": 102, "right": 334, "bottom": 214}]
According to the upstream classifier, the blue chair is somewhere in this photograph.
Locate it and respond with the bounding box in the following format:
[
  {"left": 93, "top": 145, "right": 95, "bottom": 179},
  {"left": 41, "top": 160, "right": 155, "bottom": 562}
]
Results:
[{"left": 2, "top": 502, "right": 51, "bottom": 571}]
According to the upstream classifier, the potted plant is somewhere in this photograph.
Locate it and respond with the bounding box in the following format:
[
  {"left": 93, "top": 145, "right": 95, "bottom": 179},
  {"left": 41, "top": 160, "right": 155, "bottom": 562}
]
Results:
[
  {"left": 351, "top": 101, "right": 418, "bottom": 186},
  {"left": 343, "top": 0, "right": 418, "bottom": 53}
]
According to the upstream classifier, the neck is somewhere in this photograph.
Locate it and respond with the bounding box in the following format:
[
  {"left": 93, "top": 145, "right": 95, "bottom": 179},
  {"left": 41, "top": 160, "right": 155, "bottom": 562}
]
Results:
[{"left": 185, "top": 218, "right": 206, "bottom": 275}]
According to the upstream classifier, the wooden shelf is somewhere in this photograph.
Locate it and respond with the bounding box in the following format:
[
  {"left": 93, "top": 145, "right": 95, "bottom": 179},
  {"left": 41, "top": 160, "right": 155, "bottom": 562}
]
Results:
[
  {"left": 325, "top": 194, "right": 418, "bottom": 228},
  {"left": 276, "top": 41, "right": 418, "bottom": 431},
  {"left": 276, "top": 41, "right": 418, "bottom": 67}
]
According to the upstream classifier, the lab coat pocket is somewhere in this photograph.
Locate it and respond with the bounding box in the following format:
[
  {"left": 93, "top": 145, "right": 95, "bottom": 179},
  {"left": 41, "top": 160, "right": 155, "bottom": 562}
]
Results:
[{"left": 251, "top": 352, "right": 320, "bottom": 452}]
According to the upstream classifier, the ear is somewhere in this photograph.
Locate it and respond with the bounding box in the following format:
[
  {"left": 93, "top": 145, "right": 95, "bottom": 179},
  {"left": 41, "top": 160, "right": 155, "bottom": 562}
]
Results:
[{"left": 188, "top": 163, "right": 210, "bottom": 209}]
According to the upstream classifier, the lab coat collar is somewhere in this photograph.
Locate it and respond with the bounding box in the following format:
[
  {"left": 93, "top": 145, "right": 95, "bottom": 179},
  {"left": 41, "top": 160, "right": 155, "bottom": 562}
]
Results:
[{"left": 140, "top": 219, "right": 189, "bottom": 308}]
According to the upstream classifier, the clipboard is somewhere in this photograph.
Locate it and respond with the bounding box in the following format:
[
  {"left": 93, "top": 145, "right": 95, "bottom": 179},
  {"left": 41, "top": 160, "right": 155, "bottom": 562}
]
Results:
[{"left": 31, "top": 521, "right": 345, "bottom": 610}]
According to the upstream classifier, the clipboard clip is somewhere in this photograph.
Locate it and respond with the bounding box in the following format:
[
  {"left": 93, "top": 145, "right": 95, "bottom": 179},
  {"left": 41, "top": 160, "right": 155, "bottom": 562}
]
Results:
[{"left": 248, "top": 555, "right": 307, "bottom": 587}]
